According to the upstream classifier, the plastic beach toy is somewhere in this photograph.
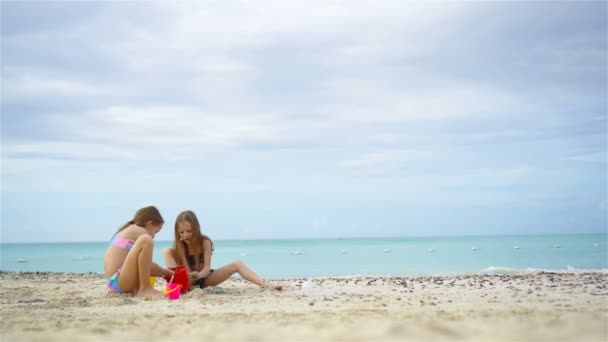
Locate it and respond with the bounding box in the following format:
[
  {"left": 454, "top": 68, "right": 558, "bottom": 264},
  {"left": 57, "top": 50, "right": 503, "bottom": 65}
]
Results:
[
  {"left": 149, "top": 277, "right": 156, "bottom": 288},
  {"left": 164, "top": 283, "right": 182, "bottom": 300},
  {"left": 163, "top": 265, "right": 190, "bottom": 293}
]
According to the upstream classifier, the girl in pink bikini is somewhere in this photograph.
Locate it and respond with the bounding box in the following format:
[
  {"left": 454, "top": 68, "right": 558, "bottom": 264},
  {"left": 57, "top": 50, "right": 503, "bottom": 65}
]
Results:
[
  {"left": 163, "top": 210, "right": 282, "bottom": 290},
  {"left": 103, "top": 206, "right": 173, "bottom": 298}
]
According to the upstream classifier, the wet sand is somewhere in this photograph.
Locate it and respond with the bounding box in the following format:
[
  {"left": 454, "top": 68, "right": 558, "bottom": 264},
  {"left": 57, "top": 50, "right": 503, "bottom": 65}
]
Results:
[{"left": 1, "top": 271, "right": 607, "bottom": 341}]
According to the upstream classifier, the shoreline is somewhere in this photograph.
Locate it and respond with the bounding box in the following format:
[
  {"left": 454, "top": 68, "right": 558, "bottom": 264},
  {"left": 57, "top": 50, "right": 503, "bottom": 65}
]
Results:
[
  {"left": 2, "top": 268, "right": 608, "bottom": 279},
  {"left": 1, "top": 271, "right": 607, "bottom": 341}
]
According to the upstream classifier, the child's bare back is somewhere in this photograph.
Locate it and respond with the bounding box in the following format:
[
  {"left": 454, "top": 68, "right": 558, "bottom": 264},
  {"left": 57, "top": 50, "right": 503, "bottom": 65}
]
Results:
[{"left": 103, "top": 225, "right": 147, "bottom": 277}]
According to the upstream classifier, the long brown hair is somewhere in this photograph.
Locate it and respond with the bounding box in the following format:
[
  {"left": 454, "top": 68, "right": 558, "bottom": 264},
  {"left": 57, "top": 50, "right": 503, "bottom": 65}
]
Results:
[
  {"left": 115, "top": 206, "right": 165, "bottom": 235},
  {"left": 173, "top": 210, "right": 213, "bottom": 270}
]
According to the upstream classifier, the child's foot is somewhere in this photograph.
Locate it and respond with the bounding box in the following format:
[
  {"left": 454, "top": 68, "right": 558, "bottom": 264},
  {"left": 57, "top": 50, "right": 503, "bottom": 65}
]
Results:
[
  {"left": 262, "top": 281, "right": 283, "bottom": 291},
  {"left": 137, "top": 287, "right": 166, "bottom": 299}
]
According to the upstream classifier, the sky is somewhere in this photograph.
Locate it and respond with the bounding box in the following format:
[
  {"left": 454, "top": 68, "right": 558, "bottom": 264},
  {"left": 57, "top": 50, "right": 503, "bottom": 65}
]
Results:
[{"left": 1, "top": 1, "right": 606, "bottom": 243}]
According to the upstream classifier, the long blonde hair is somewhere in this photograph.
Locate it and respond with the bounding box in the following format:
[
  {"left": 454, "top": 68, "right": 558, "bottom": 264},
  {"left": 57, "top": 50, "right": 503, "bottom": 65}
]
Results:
[
  {"left": 173, "top": 210, "right": 213, "bottom": 270},
  {"left": 115, "top": 206, "right": 164, "bottom": 235}
]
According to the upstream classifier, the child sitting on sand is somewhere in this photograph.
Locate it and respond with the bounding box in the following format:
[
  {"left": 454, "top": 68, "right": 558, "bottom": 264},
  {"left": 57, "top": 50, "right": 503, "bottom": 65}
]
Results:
[
  {"left": 163, "top": 210, "right": 282, "bottom": 290},
  {"left": 103, "top": 206, "right": 173, "bottom": 298}
]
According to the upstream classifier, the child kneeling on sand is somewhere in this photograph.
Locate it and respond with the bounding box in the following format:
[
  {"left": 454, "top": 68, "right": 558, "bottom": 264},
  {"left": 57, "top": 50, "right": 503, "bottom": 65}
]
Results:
[{"left": 103, "top": 206, "right": 173, "bottom": 298}]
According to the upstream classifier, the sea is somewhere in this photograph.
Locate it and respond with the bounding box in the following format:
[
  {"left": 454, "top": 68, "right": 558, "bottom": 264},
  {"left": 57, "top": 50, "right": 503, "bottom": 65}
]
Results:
[{"left": 1, "top": 234, "right": 606, "bottom": 279}]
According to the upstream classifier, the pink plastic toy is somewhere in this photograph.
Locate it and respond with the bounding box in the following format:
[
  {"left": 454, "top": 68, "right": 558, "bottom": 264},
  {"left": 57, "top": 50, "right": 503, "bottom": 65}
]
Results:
[{"left": 164, "top": 283, "right": 182, "bottom": 300}]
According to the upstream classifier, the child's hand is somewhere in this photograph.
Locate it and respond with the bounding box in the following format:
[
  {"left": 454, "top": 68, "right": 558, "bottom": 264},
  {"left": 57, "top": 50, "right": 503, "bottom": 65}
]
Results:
[{"left": 189, "top": 272, "right": 199, "bottom": 281}]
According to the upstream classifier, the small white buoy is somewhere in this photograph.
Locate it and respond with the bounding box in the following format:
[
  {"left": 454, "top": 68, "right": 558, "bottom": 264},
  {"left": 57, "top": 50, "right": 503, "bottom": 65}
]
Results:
[
  {"left": 513, "top": 246, "right": 520, "bottom": 250},
  {"left": 471, "top": 247, "right": 479, "bottom": 251},
  {"left": 16, "top": 259, "right": 28, "bottom": 263},
  {"left": 340, "top": 250, "right": 348, "bottom": 254},
  {"left": 428, "top": 248, "right": 436, "bottom": 252},
  {"left": 383, "top": 249, "right": 391, "bottom": 253},
  {"left": 593, "top": 243, "right": 599, "bottom": 247},
  {"left": 293, "top": 251, "right": 302, "bottom": 255},
  {"left": 240, "top": 253, "right": 247, "bottom": 257},
  {"left": 553, "top": 244, "right": 561, "bottom": 248}
]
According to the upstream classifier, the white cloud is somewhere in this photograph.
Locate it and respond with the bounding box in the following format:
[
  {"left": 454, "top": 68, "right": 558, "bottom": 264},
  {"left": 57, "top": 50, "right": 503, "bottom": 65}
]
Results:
[
  {"left": 4, "top": 141, "right": 136, "bottom": 161},
  {"left": 338, "top": 149, "right": 428, "bottom": 168},
  {"left": 72, "top": 1, "right": 477, "bottom": 101},
  {"left": 568, "top": 151, "right": 607, "bottom": 164},
  {"left": 1, "top": 1, "right": 605, "bottom": 240},
  {"left": 321, "top": 81, "right": 517, "bottom": 123},
  {"left": 47, "top": 106, "right": 290, "bottom": 149},
  {"left": 2, "top": 73, "right": 114, "bottom": 100}
]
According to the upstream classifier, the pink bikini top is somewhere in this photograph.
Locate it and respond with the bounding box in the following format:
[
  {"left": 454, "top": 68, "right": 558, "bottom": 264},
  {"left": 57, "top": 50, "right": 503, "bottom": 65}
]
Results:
[{"left": 110, "top": 234, "right": 134, "bottom": 251}]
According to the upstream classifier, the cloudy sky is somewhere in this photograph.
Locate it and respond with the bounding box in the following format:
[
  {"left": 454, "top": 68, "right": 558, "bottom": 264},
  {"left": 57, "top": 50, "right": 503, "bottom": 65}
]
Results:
[{"left": 1, "top": 1, "right": 606, "bottom": 243}]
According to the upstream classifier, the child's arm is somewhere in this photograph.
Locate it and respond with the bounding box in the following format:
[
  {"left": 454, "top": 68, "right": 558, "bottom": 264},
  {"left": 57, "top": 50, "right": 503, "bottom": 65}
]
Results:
[
  {"left": 196, "top": 239, "right": 213, "bottom": 278},
  {"left": 175, "top": 246, "right": 192, "bottom": 273},
  {"left": 150, "top": 262, "right": 172, "bottom": 277}
]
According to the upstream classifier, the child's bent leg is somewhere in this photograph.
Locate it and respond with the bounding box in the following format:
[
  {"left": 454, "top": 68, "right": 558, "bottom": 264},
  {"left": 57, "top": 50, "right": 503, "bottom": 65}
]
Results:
[
  {"left": 118, "top": 234, "right": 164, "bottom": 298},
  {"left": 163, "top": 248, "right": 178, "bottom": 268}
]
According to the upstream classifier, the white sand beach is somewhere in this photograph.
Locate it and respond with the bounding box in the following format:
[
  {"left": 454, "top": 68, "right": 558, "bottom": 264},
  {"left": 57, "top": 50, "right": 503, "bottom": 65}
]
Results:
[{"left": 1, "top": 271, "right": 607, "bottom": 341}]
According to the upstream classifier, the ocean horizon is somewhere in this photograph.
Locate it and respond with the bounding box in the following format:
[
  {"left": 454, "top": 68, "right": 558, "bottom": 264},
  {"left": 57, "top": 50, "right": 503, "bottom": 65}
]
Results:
[{"left": 1, "top": 233, "right": 606, "bottom": 278}]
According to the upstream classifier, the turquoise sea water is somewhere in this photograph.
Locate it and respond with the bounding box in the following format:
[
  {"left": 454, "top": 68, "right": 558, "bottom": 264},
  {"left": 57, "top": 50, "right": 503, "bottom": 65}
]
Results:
[{"left": 1, "top": 234, "right": 606, "bottom": 278}]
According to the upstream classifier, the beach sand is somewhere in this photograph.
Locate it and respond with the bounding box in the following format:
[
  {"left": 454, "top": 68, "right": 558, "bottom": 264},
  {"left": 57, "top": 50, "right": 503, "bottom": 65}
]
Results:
[{"left": 1, "top": 271, "right": 607, "bottom": 341}]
